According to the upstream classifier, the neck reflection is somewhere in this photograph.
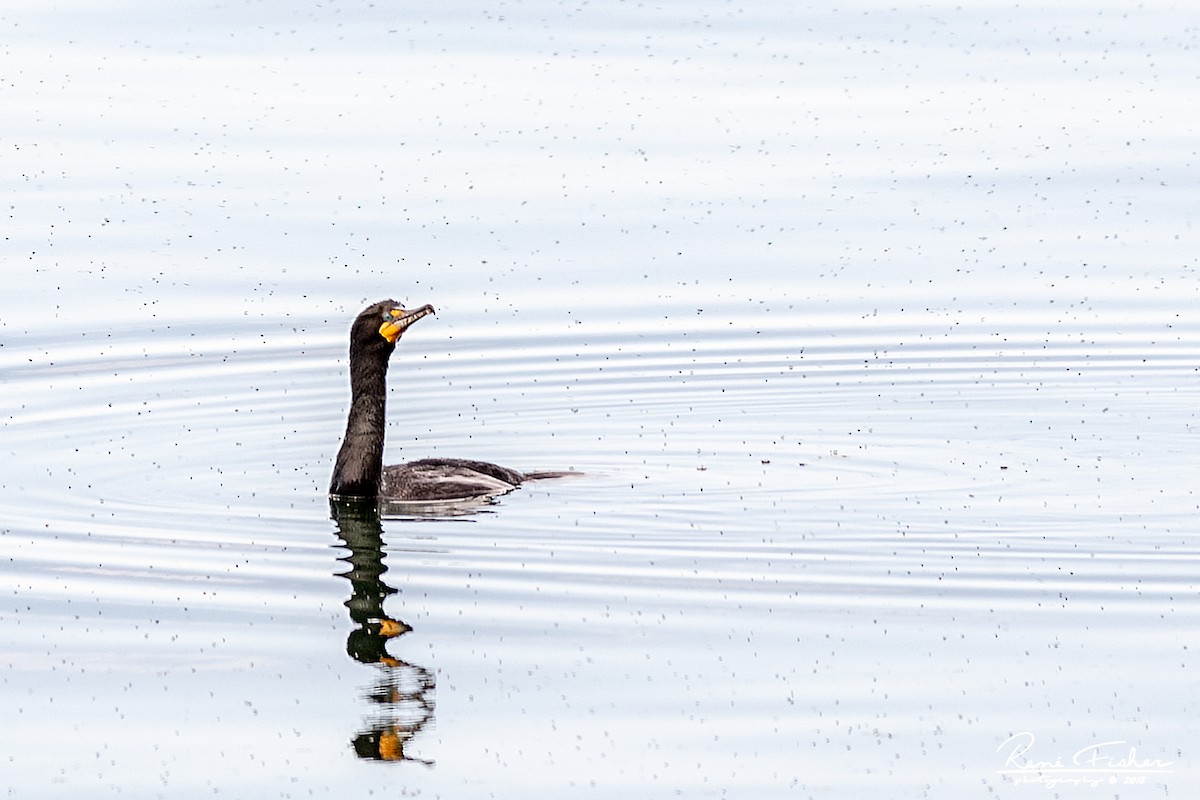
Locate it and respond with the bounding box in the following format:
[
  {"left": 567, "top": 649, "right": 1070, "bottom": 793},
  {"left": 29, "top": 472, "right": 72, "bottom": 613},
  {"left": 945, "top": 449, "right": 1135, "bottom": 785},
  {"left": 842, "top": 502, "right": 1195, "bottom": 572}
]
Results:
[{"left": 331, "top": 499, "right": 435, "bottom": 764}]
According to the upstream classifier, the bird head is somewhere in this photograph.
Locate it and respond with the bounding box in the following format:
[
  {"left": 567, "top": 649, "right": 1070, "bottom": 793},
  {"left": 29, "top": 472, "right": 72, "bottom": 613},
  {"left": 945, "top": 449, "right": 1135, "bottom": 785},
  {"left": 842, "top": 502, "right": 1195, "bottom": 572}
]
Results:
[{"left": 352, "top": 299, "right": 436, "bottom": 353}]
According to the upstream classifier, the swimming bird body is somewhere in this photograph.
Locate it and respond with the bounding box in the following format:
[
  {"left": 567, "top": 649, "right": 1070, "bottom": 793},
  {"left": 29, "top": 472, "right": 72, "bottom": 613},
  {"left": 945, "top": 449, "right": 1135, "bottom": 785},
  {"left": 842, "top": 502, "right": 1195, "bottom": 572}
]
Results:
[{"left": 329, "top": 299, "right": 566, "bottom": 503}]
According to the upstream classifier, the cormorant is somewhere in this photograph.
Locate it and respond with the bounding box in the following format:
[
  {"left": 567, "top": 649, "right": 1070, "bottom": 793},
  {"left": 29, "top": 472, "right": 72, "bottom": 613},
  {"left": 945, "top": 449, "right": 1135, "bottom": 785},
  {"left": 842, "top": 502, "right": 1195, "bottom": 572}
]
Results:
[{"left": 329, "top": 299, "right": 570, "bottom": 503}]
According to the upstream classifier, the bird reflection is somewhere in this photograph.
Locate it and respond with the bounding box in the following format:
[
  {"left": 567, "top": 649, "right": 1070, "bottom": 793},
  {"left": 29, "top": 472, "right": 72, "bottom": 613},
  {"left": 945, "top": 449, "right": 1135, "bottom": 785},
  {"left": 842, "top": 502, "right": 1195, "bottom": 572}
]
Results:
[{"left": 331, "top": 499, "right": 435, "bottom": 764}]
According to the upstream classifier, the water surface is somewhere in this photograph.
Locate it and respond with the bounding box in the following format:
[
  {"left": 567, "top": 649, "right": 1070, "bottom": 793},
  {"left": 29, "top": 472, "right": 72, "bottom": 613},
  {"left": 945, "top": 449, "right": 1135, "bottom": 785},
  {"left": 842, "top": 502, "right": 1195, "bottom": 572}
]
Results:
[{"left": 3, "top": 1, "right": 1198, "bottom": 797}]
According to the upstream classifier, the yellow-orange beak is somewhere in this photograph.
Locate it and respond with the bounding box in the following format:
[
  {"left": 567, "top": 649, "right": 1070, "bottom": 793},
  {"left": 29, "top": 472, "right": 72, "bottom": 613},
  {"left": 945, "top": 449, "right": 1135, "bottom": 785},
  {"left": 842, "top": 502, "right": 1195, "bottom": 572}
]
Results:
[
  {"left": 379, "top": 304, "right": 436, "bottom": 343},
  {"left": 377, "top": 728, "right": 405, "bottom": 761}
]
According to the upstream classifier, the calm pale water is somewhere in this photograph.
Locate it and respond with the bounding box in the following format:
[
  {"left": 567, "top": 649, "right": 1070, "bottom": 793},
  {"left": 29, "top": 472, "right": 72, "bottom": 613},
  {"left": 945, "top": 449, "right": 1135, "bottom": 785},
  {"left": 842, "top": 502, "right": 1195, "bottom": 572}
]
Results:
[{"left": 3, "top": 2, "right": 1198, "bottom": 798}]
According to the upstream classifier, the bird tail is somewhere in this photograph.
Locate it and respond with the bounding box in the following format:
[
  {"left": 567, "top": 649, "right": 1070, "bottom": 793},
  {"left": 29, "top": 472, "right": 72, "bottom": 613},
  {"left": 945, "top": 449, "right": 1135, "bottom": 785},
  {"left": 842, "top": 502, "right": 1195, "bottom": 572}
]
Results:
[{"left": 522, "top": 470, "right": 583, "bottom": 481}]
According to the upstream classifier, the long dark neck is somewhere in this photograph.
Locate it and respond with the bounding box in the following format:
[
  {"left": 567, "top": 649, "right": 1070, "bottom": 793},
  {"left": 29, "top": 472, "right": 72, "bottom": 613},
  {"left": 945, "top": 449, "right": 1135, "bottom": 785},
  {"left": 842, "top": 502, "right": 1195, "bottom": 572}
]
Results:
[{"left": 330, "top": 351, "right": 389, "bottom": 498}]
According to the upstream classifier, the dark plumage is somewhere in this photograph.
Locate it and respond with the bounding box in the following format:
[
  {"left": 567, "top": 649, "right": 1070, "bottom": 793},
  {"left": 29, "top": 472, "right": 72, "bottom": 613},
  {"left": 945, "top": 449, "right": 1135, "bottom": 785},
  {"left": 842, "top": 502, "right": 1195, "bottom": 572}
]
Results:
[{"left": 329, "top": 299, "right": 569, "bottom": 503}]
